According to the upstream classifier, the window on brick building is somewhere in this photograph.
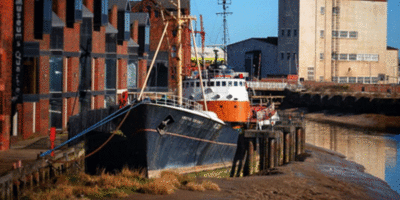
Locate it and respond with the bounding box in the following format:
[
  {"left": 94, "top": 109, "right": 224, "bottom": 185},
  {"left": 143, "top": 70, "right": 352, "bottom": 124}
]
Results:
[
  {"left": 105, "top": 59, "right": 117, "bottom": 90},
  {"left": 22, "top": 57, "right": 39, "bottom": 94},
  {"left": 320, "top": 30, "right": 324, "bottom": 38},
  {"left": 50, "top": 56, "right": 63, "bottom": 92},
  {"left": 281, "top": 29, "right": 285, "bottom": 36},
  {"left": 321, "top": 7, "right": 325, "bottom": 15},
  {"left": 287, "top": 53, "right": 291, "bottom": 60},
  {"left": 138, "top": 25, "right": 150, "bottom": 56},
  {"left": 106, "top": 33, "right": 117, "bottom": 53},
  {"left": 127, "top": 60, "right": 137, "bottom": 89},
  {"left": 287, "top": 29, "right": 291, "bottom": 37},
  {"left": 293, "top": 29, "right": 297, "bottom": 37},
  {"left": 51, "top": 27, "right": 64, "bottom": 50},
  {"left": 281, "top": 53, "right": 284, "bottom": 60}
]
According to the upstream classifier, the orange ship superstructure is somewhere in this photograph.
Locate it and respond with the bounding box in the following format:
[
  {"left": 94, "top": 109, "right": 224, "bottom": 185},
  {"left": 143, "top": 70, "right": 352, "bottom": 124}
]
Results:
[{"left": 183, "top": 65, "right": 251, "bottom": 123}]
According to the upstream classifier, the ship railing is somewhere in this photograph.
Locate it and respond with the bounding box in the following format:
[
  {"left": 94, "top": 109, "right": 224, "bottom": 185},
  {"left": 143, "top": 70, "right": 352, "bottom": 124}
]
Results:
[
  {"left": 201, "top": 71, "right": 235, "bottom": 79},
  {"left": 128, "top": 92, "right": 204, "bottom": 112}
]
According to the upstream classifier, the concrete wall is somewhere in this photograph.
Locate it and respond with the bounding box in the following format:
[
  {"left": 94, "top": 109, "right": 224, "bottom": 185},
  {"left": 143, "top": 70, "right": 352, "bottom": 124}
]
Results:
[
  {"left": 280, "top": 0, "right": 395, "bottom": 83},
  {"left": 227, "top": 39, "right": 278, "bottom": 77},
  {"left": 278, "top": 0, "right": 299, "bottom": 75},
  {"left": 386, "top": 49, "right": 399, "bottom": 83}
]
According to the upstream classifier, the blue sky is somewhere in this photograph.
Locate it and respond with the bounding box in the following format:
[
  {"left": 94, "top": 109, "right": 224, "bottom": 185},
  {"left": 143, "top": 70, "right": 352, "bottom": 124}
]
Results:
[{"left": 191, "top": 0, "right": 400, "bottom": 50}]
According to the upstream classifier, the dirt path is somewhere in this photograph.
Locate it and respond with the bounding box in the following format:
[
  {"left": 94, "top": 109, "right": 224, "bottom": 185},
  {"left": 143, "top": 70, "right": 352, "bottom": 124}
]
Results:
[{"left": 120, "top": 146, "right": 400, "bottom": 200}]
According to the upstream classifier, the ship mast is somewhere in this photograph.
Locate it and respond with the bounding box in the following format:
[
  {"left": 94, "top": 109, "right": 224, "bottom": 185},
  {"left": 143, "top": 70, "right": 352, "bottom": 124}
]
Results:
[
  {"left": 177, "top": 0, "right": 183, "bottom": 105},
  {"left": 216, "top": 0, "right": 232, "bottom": 63}
]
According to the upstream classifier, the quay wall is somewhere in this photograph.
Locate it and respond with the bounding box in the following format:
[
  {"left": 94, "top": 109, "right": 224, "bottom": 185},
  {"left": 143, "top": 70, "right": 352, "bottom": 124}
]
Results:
[{"left": 302, "top": 81, "right": 400, "bottom": 93}]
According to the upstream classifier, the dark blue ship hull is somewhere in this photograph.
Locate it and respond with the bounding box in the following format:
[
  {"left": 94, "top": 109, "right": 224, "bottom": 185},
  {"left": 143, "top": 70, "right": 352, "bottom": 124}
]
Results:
[{"left": 85, "top": 103, "right": 238, "bottom": 177}]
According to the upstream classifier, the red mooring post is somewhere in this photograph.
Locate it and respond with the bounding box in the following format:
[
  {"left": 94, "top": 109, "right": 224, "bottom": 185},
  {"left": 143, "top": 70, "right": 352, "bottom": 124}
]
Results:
[{"left": 50, "top": 127, "right": 56, "bottom": 157}]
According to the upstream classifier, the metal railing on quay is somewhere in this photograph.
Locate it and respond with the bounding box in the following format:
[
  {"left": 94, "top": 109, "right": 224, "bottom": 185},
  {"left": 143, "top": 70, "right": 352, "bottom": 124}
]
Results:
[{"left": 247, "top": 81, "right": 288, "bottom": 90}]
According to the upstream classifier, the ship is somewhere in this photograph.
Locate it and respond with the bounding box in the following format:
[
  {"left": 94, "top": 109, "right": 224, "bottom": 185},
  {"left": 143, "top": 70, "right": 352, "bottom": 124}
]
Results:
[{"left": 83, "top": 1, "right": 239, "bottom": 178}]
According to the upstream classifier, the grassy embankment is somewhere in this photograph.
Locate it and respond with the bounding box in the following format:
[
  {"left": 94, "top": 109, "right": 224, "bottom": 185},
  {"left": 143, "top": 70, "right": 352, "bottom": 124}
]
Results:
[{"left": 22, "top": 168, "right": 221, "bottom": 199}]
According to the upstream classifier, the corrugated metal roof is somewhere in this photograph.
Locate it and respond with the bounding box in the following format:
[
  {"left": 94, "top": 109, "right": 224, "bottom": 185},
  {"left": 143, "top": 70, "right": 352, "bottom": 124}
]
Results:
[
  {"left": 108, "top": 0, "right": 131, "bottom": 11},
  {"left": 82, "top": 5, "right": 93, "bottom": 18},
  {"left": 105, "top": 23, "right": 118, "bottom": 34},
  {"left": 52, "top": 12, "right": 65, "bottom": 27},
  {"left": 255, "top": 37, "right": 278, "bottom": 46},
  {"left": 228, "top": 37, "right": 278, "bottom": 47},
  {"left": 130, "top": 12, "right": 150, "bottom": 26},
  {"left": 128, "top": 38, "right": 139, "bottom": 47}
]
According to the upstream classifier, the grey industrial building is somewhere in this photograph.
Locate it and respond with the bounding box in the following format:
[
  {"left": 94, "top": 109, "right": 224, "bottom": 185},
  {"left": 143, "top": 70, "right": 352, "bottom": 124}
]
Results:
[{"left": 227, "top": 37, "right": 280, "bottom": 79}]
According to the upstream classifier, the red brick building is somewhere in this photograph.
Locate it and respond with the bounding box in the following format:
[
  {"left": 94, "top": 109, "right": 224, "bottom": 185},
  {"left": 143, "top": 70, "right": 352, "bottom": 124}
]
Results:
[
  {"left": 0, "top": 0, "right": 193, "bottom": 151},
  {"left": 0, "top": 0, "right": 14, "bottom": 150}
]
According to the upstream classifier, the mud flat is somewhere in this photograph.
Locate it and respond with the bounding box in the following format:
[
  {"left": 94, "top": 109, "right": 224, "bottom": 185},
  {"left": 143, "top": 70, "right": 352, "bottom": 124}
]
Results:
[
  {"left": 305, "top": 112, "right": 400, "bottom": 133},
  {"left": 124, "top": 144, "right": 399, "bottom": 200}
]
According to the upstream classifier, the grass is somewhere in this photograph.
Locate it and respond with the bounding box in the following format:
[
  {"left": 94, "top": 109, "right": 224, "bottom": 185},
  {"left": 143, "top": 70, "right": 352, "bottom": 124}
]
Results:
[
  {"left": 187, "top": 167, "right": 232, "bottom": 179},
  {"left": 21, "top": 167, "right": 221, "bottom": 199}
]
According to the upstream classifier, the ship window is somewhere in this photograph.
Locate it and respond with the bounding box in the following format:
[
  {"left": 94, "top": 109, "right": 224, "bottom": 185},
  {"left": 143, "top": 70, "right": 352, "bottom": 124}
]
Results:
[
  {"left": 185, "top": 82, "right": 189, "bottom": 88},
  {"left": 234, "top": 81, "right": 238, "bottom": 86},
  {"left": 196, "top": 81, "right": 200, "bottom": 87},
  {"left": 210, "top": 82, "right": 215, "bottom": 86},
  {"left": 222, "top": 81, "right": 226, "bottom": 86},
  {"left": 216, "top": 81, "right": 221, "bottom": 86},
  {"left": 228, "top": 81, "right": 232, "bottom": 86},
  {"left": 239, "top": 82, "right": 243, "bottom": 86},
  {"left": 190, "top": 82, "right": 194, "bottom": 87}
]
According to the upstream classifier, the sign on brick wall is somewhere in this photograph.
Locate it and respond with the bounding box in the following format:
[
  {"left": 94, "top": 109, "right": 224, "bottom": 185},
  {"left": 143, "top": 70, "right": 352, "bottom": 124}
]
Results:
[{"left": 12, "top": 0, "right": 24, "bottom": 103}]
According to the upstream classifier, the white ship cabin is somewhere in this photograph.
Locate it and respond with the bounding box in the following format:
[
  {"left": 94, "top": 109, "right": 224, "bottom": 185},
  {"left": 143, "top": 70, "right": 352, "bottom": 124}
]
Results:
[{"left": 183, "top": 65, "right": 249, "bottom": 102}]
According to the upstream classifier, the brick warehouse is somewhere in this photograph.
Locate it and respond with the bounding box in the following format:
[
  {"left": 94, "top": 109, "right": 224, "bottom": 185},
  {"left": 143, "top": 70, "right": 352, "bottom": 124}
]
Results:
[{"left": 0, "top": 0, "right": 192, "bottom": 151}]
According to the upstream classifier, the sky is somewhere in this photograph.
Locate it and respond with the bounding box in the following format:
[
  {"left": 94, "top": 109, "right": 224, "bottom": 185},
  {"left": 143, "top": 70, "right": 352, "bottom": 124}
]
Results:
[{"left": 190, "top": 0, "right": 400, "bottom": 50}]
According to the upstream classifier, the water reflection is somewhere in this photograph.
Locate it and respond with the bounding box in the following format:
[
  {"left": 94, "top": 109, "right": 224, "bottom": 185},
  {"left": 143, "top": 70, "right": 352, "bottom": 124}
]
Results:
[{"left": 305, "top": 120, "right": 398, "bottom": 181}]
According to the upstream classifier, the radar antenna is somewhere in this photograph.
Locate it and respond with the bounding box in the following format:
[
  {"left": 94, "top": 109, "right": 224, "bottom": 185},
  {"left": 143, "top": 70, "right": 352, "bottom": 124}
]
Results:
[{"left": 216, "top": 0, "right": 232, "bottom": 63}]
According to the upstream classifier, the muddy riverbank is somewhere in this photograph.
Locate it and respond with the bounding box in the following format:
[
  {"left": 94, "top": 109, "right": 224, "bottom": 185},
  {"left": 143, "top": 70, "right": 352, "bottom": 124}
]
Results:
[
  {"left": 280, "top": 106, "right": 400, "bottom": 134},
  {"left": 118, "top": 144, "right": 399, "bottom": 200},
  {"left": 305, "top": 112, "right": 400, "bottom": 133}
]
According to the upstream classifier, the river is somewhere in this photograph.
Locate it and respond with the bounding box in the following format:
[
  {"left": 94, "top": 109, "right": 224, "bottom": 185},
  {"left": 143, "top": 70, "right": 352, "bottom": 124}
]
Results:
[{"left": 305, "top": 120, "right": 400, "bottom": 193}]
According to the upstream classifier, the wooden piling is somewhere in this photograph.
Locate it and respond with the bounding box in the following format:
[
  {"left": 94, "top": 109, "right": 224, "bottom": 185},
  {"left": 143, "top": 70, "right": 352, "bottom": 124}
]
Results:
[
  {"left": 284, "top": 132, "right": 290, "bottom": 164},
  {"left": 276, "top": 131, "right": 284, "bottom": 166},
  {"left": 300, "top": 127, "right": 306, "bottom": 154},
  {"left": 268, "top": 138, "right": 276, "bottom": 169},
  {"left": 244, "top": 139, "right": 254, "bottom": 175},
  {"left": 290, "top": 129, "right": 296, "bottom": 162},
  {"left": 296, "top": 128, "right": 302, "bottom": 155}
]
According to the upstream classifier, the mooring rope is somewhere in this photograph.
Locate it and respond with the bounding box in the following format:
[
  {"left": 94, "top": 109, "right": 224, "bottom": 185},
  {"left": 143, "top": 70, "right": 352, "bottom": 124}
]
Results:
[{"left": 41, "top": 101, "right": 143, "bottom": 160}]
